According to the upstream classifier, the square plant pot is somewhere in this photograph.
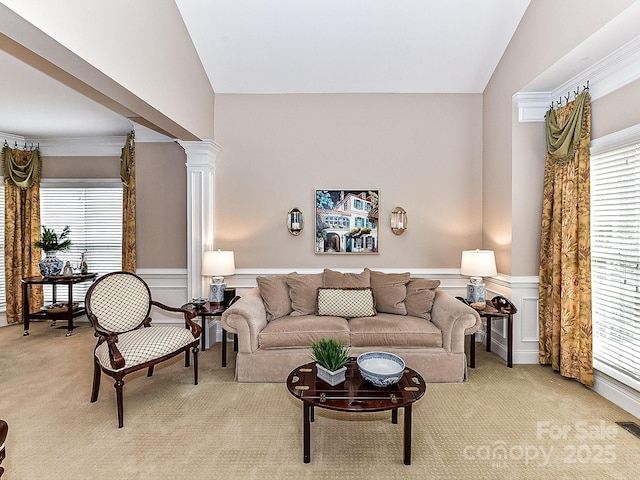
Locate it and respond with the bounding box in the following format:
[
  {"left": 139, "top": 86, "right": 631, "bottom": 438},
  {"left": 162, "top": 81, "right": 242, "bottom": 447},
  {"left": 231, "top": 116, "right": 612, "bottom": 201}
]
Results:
[{"left": 316, "top": 363, "right": 347, "bottom": 386}]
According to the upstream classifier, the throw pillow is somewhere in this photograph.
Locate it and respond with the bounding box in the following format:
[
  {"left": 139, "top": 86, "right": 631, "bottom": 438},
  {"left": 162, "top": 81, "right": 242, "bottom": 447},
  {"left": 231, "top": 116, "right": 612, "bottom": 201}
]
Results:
[
  {"left": 286, "top": 273, "right": 324, "bottom": 316},
  {"left": 257, "top": 273, "right": 296, "bottom": 321},
  {"left": 366, "top": 268, "right": 410, "bottom": 315},
  {"left": 316, "top": 287, "right": 376, "bottom": 318},
  {"left": 323, "top": 268, "right": 370, "bottom": 288},
  {"left": 404, "top": 278, "right": 441, "bottom": 320}
]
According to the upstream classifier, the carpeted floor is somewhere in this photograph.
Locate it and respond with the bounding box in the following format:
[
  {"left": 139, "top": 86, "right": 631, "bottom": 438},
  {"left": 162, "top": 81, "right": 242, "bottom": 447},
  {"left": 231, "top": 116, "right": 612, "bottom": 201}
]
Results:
[{"left": 1, "top": 321, "right": 639, "bottom": 479}]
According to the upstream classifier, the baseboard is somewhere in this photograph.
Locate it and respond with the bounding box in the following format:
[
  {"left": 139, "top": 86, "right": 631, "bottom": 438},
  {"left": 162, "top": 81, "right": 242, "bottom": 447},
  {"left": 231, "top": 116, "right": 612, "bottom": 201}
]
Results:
[{"left": 593, "top": 370, "right": 640, "bottom": 419}]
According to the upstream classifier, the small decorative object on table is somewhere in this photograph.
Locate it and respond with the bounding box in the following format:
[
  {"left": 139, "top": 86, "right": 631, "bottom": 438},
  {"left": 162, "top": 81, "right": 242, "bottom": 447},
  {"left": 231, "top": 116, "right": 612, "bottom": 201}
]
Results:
[
  {"left": 80, "top": 252, "right": 88, "bottom": 274},
  {"left": 310, "top": 338, "right": 350, "bottom": 386},
  {"left": 34, "top": 226, "right": 72, "bottom": 277},
  {"left": 357, "top": 351, "right": 406, "bottom": 387},
  {"left": 189, "top": 298, "right": 207, "bottom": 308}
]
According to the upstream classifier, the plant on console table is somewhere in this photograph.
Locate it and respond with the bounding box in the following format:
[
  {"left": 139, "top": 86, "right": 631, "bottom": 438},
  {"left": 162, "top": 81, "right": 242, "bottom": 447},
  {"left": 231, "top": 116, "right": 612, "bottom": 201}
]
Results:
[
  {"left": 33, "top": 226, "right": 72, "bottom": 277},
  {"left": 311, "top": 338, "right": 350, "bottom": 386}
]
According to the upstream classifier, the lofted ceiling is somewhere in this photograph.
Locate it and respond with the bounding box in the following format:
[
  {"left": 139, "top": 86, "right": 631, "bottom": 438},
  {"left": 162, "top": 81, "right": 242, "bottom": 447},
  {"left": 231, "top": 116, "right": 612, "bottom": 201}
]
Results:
[{"left": 3, "top": 1, "right": 532, "bottom": 139}]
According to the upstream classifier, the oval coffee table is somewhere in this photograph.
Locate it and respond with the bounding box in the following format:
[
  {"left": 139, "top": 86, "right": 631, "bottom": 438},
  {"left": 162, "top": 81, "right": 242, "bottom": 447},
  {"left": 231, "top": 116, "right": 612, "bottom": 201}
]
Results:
[{"left": 286, "top": 358, "right": 426, "bottom": 465}]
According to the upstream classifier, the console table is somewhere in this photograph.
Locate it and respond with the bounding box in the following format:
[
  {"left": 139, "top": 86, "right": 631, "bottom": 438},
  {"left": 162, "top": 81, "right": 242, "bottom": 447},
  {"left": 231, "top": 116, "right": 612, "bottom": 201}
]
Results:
[{"left": 22, "top": 273, "right": 97, "bottom": 336}]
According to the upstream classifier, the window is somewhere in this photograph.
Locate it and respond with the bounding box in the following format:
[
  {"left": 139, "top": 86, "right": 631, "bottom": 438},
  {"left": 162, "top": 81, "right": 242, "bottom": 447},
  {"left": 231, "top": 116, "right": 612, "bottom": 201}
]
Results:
[
  {"left": 39, "top": 179, "right": 122, "bottom": 303},
  {"left": 591, "top": 134, "right": 640, "bottom": 392}
]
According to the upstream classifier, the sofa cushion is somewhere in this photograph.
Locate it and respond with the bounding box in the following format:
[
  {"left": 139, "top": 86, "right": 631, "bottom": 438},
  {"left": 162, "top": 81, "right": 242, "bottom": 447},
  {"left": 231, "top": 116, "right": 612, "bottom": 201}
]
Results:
[
  {"left": 366, "top": 269, "right": 410, "bottom": 315},
  {"left": 257, "top": 273, "right": 296, "bottom": 321},
  {"left": 323, "top": 268, "right": 370, "bottom": 288},
  {"left": 404, "top": 278, "right": 441, "bottom": 321},
  {"left": 286, "top": 273, "right": 324, "bottom": 316},
  {"left": 349, "top": 313, "right": 442, "bottom": 348},
  {"left": 316, "top": 287, "right": 376, "bottom": 318},
  {"left": 259, "top": 315, "right": 351, "bottom": 349}
]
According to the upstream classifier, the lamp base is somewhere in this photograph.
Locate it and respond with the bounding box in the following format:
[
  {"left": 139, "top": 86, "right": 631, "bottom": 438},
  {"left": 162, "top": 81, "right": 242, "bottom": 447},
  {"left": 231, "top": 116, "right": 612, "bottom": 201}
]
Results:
[
  {"left": 467, "top": 281, "right": 486, "bottom": 303},
  {"left": 210, "top": 282, "right": 227, "bottom": 306}
]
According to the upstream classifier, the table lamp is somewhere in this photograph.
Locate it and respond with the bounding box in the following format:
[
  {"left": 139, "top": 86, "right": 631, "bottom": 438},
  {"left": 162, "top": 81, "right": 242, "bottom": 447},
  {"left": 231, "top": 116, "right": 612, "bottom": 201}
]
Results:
[
  {"left": 202, "top": 250, "right": 235, "bottom": 305},
  {"left": 460, "top": 249, "right": 497, "bottom": 303}
]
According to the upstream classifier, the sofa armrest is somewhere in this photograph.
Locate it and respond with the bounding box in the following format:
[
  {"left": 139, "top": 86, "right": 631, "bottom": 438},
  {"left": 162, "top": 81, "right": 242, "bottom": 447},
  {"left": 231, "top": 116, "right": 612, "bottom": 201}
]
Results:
[
  {"left": 430, "top": 289, "right": 481, "bottom": 353},
  {"left": 221, "top": 287, "right": 267, "bottom": 353}
]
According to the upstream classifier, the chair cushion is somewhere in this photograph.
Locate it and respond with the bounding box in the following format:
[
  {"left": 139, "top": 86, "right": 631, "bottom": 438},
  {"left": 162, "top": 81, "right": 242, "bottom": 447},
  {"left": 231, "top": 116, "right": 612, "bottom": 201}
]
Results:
[
  {"left": 349, "top": 313, "right": 442, "bottom": 348},
  {"left": 95, "top": 326, "right": 198, "bottom": 372},
  {"left": 259, "top": 315, "right": 350, "bottom": 349},
  {"left": 89, "top": 273, "right": 151, "bottom": 332}
]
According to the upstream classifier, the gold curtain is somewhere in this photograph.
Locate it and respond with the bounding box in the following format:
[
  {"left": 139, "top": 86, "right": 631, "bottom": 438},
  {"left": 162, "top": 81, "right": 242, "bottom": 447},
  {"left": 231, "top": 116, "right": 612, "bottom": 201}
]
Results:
[
  {"left": 2, "top": 145, "right": 43, "bottom": 324},
  {"left": 121, "top": 132, "right": 136, "bottom": 272},
  {"left": 539, "top": 91, "right": 593, "bottom": 387}
]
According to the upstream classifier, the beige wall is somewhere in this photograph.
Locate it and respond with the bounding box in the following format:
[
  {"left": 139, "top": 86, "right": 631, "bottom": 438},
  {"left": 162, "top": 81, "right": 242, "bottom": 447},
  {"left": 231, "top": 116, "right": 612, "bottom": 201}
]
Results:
[
  {"left": 41, "top": 156, "right": 119, "bottom": 178},
  {"left": 213, "top": 93, "right": 482, "bottom": 269},
  {"left": 483, "top": 0, "right": 636, "bottom": 276},
  {"left": 135, "top": 142, "right": 187, "bottom": 268},
  {"left": 1, "top": 0, "right": 214, "bottom": 140},
  {"left": 39, "top": 141, "right": 187, "bottom": 269}
]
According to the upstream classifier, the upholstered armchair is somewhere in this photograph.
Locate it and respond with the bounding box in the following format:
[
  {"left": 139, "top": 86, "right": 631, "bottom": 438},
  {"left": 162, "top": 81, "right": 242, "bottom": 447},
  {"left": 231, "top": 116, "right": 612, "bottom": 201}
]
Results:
[
  {"left": 85, "top": 271, "right": 202, "bottom": 428},
  {"left": 0, "top": 419, "right": 7, "bottom": 478}
]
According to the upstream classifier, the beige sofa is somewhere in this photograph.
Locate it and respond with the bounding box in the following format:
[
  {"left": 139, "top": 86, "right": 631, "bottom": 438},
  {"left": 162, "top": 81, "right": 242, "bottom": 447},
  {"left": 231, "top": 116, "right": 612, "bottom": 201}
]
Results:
[{"left": 221, "top": 268, "right": 480, "bottom": 383}]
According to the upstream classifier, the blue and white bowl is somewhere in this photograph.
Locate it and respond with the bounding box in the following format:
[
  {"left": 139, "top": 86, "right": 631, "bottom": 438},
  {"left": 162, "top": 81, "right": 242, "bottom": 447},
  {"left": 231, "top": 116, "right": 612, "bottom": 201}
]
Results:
[{"left": 357, "top": 351, "right": 405, "bottom": 387}]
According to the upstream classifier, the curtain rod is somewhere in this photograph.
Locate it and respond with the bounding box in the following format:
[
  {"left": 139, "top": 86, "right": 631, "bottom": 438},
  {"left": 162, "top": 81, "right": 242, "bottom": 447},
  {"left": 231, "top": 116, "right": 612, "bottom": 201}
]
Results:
[
  {"left": 2, "top": 139, "right": 39, "bottom": 150},
  {"left": 549, "top": 80, "right": 590, "bottom": 111}
]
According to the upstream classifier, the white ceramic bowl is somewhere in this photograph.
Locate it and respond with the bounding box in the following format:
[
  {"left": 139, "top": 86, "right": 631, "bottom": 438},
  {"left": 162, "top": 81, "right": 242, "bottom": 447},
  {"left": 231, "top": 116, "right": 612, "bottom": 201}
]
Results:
[{"left": 357, "top": 351, "right": 405, "bottom": 387}]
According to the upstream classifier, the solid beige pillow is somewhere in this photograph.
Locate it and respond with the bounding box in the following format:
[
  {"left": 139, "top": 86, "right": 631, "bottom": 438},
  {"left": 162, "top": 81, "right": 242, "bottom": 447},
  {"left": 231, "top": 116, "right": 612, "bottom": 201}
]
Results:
[
  {"left": 366, "top": 268, "right": 410, "bottom": 315},
  {"left": 257, "top": 273, "right": 296, "bottom": 321},
  {"left": 323, "top": 268, "right": 370, "bottom": 288},
  {"left": 316, "top": 287, "right": 376, "bottom": 318},
  {"left": 404, "top": 278, "right": 441, "bottom": 320},
  {"left": 286, "top": 273, "right": 323, "bottom": 316}
]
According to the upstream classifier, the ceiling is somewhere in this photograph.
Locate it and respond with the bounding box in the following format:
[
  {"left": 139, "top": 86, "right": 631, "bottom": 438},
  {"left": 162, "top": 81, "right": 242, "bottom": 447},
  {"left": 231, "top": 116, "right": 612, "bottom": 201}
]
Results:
[{"left": 1, "top": 0, "right": 533, "bottom": 139}]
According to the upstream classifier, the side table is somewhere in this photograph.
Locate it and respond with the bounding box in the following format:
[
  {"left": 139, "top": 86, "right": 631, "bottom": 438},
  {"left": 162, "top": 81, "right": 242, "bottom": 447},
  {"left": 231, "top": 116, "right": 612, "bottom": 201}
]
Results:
[
  {"left": 182, "top": 301, "right": 238, "bottom": 367},
  {"left": 22, "top": 273, "right": 98, "bottom": 336},
  {"left": 460, "top": 296, "right": 517, "bottom": 368}
]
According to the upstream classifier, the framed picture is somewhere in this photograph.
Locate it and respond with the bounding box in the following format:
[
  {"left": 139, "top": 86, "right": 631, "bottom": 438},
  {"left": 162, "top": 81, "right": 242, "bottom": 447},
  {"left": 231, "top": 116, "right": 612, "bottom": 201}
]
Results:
[{"left": 315, "top": 189, "right": 379, "bottom": 254}]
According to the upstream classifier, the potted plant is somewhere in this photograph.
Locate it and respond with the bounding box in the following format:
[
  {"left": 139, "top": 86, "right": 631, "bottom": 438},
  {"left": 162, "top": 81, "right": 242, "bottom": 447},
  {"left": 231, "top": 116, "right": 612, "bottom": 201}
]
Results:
[
  {"left": 33, "top": 226, "right": 72, "bottom": 277},
  {"left": 311, "top": 338, "right": 350, "bottom": 386}
]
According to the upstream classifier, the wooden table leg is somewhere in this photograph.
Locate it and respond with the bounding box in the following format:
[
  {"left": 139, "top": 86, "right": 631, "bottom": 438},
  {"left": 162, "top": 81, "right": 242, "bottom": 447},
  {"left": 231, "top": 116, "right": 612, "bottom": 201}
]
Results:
[
  {"left": 22, "top": 282, "right": 30, "bottom": 336},
  {"left": 404, "top": 405, "right": 412, "bottom": 465},
  {"left": 303, "top": 402, "right": 311, "bottom": 463},
  {"left": 485, "top": 316, "right": 492, "bottom": 352},
  {"left": 470, "top": 332, "right": 476, "bottom": 368},
  {"left": 222, "top": 327, "right": 228, "bottom": 367},
  {"left": 391, "top": 408, "right": 398, "bottom": 424},
  {"left": 507, "top": 314, "right": 513, "bottom": 368}
]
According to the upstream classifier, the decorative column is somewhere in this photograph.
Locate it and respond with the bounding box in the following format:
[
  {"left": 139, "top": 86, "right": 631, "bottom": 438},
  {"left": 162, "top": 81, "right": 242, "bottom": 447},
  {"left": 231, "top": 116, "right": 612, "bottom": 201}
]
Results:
[{"left": 179, "top": 140, "right": 223, "bottom": 300}]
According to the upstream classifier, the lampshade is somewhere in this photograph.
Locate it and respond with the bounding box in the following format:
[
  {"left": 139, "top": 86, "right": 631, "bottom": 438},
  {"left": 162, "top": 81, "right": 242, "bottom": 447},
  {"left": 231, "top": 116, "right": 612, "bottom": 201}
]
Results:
[
  {"left": 202, "top": 250, "right": 236, "bottom": 277},
  {"left": 460, "top": 250, "right": 497, "bottom": 278}
]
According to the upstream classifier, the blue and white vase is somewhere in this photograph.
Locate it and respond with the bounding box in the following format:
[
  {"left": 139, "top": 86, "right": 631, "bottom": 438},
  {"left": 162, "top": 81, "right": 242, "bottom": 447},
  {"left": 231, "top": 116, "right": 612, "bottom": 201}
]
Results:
[{"left": 38, "top": 250, "right": 64, "bottom": 277}]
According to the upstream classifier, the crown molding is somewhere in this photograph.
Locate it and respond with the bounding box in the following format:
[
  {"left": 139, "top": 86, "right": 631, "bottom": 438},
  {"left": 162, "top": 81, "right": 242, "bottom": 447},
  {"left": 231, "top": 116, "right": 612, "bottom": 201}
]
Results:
[{"left": 514, "top": 35, "right": 640, "bottom": 122}]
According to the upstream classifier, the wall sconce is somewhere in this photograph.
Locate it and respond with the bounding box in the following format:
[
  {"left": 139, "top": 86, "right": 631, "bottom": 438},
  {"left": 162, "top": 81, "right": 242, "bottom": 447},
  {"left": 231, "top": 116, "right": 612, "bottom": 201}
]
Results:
[
  {"left": 287, "top": 207, "right": 304, "bottom": 235},
  {"left": 390, "top": 207, "right": 407, "bottom": 235}
]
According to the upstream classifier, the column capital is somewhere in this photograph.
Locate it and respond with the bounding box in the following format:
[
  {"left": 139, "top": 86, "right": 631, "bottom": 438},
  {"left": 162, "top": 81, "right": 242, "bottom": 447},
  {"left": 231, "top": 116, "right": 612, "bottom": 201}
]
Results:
[{"left": 179, "top": 139, "right": 222, "bottom": 168}]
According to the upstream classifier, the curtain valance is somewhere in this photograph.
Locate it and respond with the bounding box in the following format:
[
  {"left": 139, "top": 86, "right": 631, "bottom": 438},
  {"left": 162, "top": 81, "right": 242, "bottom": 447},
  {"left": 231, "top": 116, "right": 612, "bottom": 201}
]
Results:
[
  {"left": 2, "top": 146, "right": 41, "bottom": 188},
  {"left": 545, "top": 91, "right": 590, "bottom": 165}
]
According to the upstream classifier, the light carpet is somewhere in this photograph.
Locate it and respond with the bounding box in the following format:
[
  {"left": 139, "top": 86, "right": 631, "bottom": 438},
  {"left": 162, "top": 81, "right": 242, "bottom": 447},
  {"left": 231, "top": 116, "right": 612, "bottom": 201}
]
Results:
[{"left": 1, "top": 321, "right": 639, "bottom": 479}]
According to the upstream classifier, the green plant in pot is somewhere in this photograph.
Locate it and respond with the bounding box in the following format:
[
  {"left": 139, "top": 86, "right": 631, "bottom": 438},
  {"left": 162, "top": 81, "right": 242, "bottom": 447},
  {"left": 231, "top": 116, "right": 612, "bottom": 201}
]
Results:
[
  {"left": 34, "top": 226, "right": 71, "bottom": 277},
  {"left": 311, "top": 338, "right": 350, "bottom": 386}
]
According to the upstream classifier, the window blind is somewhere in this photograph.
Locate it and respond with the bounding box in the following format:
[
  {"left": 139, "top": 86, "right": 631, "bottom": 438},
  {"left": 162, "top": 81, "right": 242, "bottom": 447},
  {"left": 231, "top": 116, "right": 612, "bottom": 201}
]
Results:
[
  {"left": 40, "top": 181, "right": 122, "bottom": 303},
  {"left": 591, "top": 142, "right": 640, "bottom": 391}
]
